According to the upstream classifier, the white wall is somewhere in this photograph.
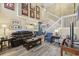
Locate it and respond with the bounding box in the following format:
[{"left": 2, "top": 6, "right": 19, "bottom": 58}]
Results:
[{"left": 59, "top": 27, "right": 79, "bottom": 40}]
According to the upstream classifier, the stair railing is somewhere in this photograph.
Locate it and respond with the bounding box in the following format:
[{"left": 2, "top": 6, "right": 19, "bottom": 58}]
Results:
[{"left": 45, "top": 13, "right": 77, "bottom": 34}]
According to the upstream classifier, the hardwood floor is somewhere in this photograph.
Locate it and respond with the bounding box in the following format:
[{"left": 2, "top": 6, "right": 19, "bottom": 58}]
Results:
[{"left": 0, "top": 42, "right": 60, "bottom": 56}]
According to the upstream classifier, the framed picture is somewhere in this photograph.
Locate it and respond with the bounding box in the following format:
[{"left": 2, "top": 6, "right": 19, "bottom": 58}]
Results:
[
  {"left": 36, "top": 13, "right": 40, "bottom": 19},
  {"left": 36, "top": 6, "right": 40, "bottom": 12},
  {"left": 36, "top": 6, "right": 40, "bottom": 19},
  {"left": 21, "top": 3, "right": 28, "bottom": 16},
  {"left": 30, "top": 3, "right": 35, "bottom": 18},
  {"left": 30, "top": 9, "right": 35, "bottom": 18},
  {"left": 4, "top": 3, "right": 15, "bottom": 10}
]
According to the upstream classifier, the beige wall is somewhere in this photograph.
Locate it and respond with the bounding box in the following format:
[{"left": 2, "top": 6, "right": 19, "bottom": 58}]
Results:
[
  {"left": 0, "top": 3, "right": 45, "bottom": 37},
  {"left": 47, "top": 3, "right": 78, "bottom": 17}
]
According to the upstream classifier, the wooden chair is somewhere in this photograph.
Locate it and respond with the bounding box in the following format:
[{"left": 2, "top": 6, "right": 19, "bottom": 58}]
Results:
[{"left": 61, "top": 39, "right": 79, "bottom": 56}]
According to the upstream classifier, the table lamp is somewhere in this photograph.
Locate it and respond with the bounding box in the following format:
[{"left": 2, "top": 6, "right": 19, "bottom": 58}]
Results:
[{"left": 2, "top": 24, "right": 7, "bottom": 37}]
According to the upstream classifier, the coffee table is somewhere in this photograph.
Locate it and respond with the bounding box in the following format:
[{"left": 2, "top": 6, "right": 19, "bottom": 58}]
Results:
[{"left": 23, "top": 37, "right": 42, "bottom": 50}]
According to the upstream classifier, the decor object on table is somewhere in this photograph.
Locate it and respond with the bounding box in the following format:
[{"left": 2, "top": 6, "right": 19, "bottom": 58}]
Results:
[
  {"left": 21, "top": 3, "right": 28, "bottom": 16},
  {"left": 4, "top": 3, "right": 15, "bottom": 10}
]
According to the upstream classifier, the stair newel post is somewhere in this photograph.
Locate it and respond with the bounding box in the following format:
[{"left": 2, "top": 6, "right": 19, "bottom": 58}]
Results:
[{"left": 70, "top": 22, "right": 74, "bottom": 48}]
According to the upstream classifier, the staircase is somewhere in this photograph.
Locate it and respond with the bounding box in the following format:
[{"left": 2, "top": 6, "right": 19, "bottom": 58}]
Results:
[
  {"left": 43, "top": 11, "right": 79, "bottom": 48},
  {"left": 44, "top": 12, "right": 78, "bottom": 37},
  {"left": 41, "top": 11, "right": 60, "bottom": 33}
]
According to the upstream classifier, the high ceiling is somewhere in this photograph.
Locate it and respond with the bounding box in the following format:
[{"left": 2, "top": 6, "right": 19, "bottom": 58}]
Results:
[
  {"left": 41, "top": 3, "right": 78, "bottom": 17},
  {"left": 0, "top": 3, "right": 78, "bottom": 17}
]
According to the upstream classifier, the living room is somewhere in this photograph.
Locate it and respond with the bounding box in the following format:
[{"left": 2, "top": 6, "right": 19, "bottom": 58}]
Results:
[{"left": 0, "top": 3, "right": 79, "bottom": 56}]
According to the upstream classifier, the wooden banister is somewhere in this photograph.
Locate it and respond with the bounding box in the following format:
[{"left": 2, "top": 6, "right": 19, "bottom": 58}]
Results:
[{"left": 61, "top": 39, "right": 79, "bottom": 56}]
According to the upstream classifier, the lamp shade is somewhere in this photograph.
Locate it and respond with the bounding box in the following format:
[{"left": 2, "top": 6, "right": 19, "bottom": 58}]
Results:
[
  {"left": 54, "top": 29, "right": 59, "bottom": 33},
  {"left": 2, "top": 24, "right": 7, "bottom": 28}
]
